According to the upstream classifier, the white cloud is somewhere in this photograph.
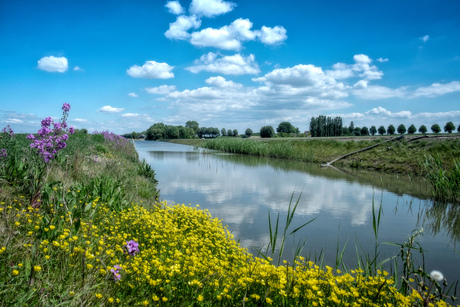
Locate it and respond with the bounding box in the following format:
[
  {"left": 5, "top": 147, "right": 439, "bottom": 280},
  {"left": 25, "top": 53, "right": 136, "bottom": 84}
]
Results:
[
  {"left": 165, "top": 15, "right": 201, "bottom": 40},
  {"left": 128, "top": 93, "right": 138, "bottom": 98},
  {"left": 205, "top": 76, "right": 242, "bottom": 88},
  {"left": 325, "top": 54, "right": 383, "bottom": 81},
  {"left": 127, "top": 61, "right": 174, "bottom": 79},
  {"left": 411, "top": 81, "right": 460, "bottom": 98},
  {"left": 4, "top": 118, "right": 23, "bottom": 124},
  {"left": 73, "top": 118, "right": 88, "bottom": 122},
  {"left": 421, "top": 35, "right": 429, "bottom": 43},
  {"left": 97, "top": 106, "right": 125, "bottom": 113},
  {"left": 121, "top": 113, "right": 140, "bottom": 118},
  {"left": 189, "top": 0, "right": 236, "bottom": 17},
  {"left": 256, "top": 26, "right": 287, "bottom": 45},
  {"left": 186, "top": 52, "right": 260, "bottom": 75},
  {"left": 165, "top": 1, "right": 184, "bottom": 15},
  {"left": 364, "top": 106, "right": 411, "bottom": 118},
  {"left": 145, "top": 85, "right": 177, "bottom": 95},
  {"left": 189, "top": 18, "right": 287, "bottom": 50},
  {"left": 376, "top": 58, "right": 389, "bottom": 62},
  {"left": 37, "top": 56, "right": 68, "bottom": 73},
  {"left": 73, "top": 66, "right": 83, "bottom": 71},
  {"left": 352, "top": 85, "right": 407, "bottom": 100}
]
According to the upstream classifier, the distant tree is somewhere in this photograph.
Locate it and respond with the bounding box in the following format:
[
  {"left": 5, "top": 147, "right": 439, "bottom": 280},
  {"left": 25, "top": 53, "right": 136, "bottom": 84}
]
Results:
[
  {"left": 245, "top": 128, "right": 253, "bottom": 137},
  {"left": 378, "top": 126, "right": 386, "bottom": 135},
  {"left": 458, "top": 124, "right": 460, "bottom": 133},
  {"left": 407, "top": 124, "right": 417, "bottom": 134},
  {"left": 260, "top": 126, "right": 275, "bottom": 138},
  {"left": 360, "top": 126, "right": 369, "bottom": 136},
  {"left": 309, "top": 117, "right": 317, "bottom": 137},
  {"left": 431, "top": 124, "right": 441, "bottom": 133},
  {"left": 146, "top": 123, "right": 165, "bottom": 140},
  {"left": 353, "top": 130, "right": 361, "bottom": 136},
  {"left": 198, "top": 127, "right": 206, "bottom": 138},
  {"left": 221, "top": 128, "right": 227, "bottom": 136},
  {"left": 349, "top": 121, "right": 354, "bottom": 133},
  {"left": 185, "top": 121, "right": 199, "bottom": 135},
  {"left": 419, "top": 125, "right": 428, "bottom": 134},
  {"left": 387, "top": 125, "right": 395, "bottom": 135},
  {"left": 178, "top": 126, "right": 195, "bottom": 139},
  {"left": 397, "top": 124, "right": 406, "bottom": 135},
  {"left": 227, "top": 129, "right": 232, "bottom": 137},
  {"left": 277, "top": 121, "right": 295, "bottom": 134},
  {"left": 369, "top": 126, "right": 377, "bottom": 136},
  {"left": 232, "top": 129, "right": 238, "bottom": 137},
  {"left": 444, "top": 121, "right": 455, "bottom": 133},
  {"left": 165, "top": 125, "right": 180, "bottom": 139},
  {"left": 342, "top": 127, "right": 350, "bottom": 136}
]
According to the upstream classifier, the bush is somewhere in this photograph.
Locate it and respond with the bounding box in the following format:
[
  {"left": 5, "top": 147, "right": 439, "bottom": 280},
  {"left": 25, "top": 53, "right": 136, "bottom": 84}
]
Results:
[{"left": 260, "top": 126, "right": 275, "bottom": 138}]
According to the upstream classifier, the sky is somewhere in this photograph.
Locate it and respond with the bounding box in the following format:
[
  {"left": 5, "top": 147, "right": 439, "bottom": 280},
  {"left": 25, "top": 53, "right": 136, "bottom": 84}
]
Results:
[{"left": 1, "top": 0, "right": 460, "bottom": 135}]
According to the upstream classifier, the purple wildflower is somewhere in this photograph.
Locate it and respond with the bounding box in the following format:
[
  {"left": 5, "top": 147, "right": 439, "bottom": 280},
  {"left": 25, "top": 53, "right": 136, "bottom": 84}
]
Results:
[
  {"left": 1, "top": 125, "right": 15, "bottom": 138},
  {"left": 0, "top": 149, "right": 7, "bottom": 159},
  {"left": 62, "top": 103, "right": 71, "bottom": 112},
  {"left": 125, "top": 240, "right": 139, "bottom": 256},
  {"left": 110, "top": 265, "right": 122, "bottom": 282}
]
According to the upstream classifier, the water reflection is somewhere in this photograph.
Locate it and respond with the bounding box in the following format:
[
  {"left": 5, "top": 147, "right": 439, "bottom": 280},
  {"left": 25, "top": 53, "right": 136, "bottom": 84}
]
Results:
[{"left": 135, "top": 141, "right": 460, "bottom": 283}]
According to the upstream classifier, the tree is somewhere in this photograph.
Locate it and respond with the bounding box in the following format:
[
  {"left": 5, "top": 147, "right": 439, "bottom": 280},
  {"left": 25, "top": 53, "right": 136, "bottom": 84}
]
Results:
[
  {"left": 431, "top": 124, "right": 441, "bottom": 133},
  {"left": 221, "top": 128, "right": 227, "bottom": 136},
  {"left": 146, "top": 123, "right": 165, "bottom": 140},
  {"left": 397, "top": 124, "right": 406, "bottom": 135},
  {"left": 387, "top": 125, "right": 395, "bottom": 135},
  {"left": 342, "top": 127, "right": 350, "bottom": 136},
  {"left": 369, "top": 126, "right": 377, "bottom": 136},
  {"left": 458, "top": 124, "right": 460, "bottom": 133},
  {"left": 419, "top": 125, "right": 427, "bottom": 134},
  {"left": 349, "top": 121, "right": 354, "bottom": 133},
  {"left": 165, "top": 125, "right": 179, "bottom": 139},
  {"left": 360, "top": 126, "right": 369, "bottom": 136},
  {"left": 444, "top": 121, "right": 455, "bottom": 133},
  {"left": 185, "top": 121, "right": 199, "bottom": 135},
  {"left": 232, "top": 129, "right": 238, "bottom": 137},
  {"left": 277, "top": 121, "right": 295, "bottom": 134},
  {"left": 260, "top": 126, "right": 275, "bottom": 138},
  {"left": 309, "top": 117, "right": 317, "bottom": 137},
  {"left": 378, "top": 126, "right": 386, "bottom": 135},
  {"left": 227, "top": 129, "right": 232, "bottom": 137},
  {"left": 407, "top": 124, "right": 417, "bottom": 134},
  {"left": 245, "top": 128, "right": 253, "bottom": 137}
]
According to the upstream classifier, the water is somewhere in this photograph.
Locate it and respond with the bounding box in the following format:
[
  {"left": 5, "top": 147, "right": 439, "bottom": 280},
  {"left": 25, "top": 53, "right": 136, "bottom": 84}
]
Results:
[{"left": 135, "top": 140, "right": 460, "bottom": 283}]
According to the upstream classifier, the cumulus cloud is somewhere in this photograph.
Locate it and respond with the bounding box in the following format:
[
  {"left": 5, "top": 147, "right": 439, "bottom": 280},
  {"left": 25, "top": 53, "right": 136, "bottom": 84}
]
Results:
[
  {"left": 37, "top": 56, "right": 68, "bottom": 73},
  {"left": 165, "top": 15, "right": 201, "bottom": 40},
  {"left": 189, "top": 0, "right": 236, "bottom": 17},
  {"left": 97, "top": 106, "right": 125, "bottom": 113},
  {"left": 189, "top": 18, "right": 287, "bottom": 50},
  {"left": 411, "top": 81, "right": 460, "bottom": 98},
  {"left": 325, "top": 54, "right": 383, "bottom": 81},
  {"left": 127, "top": 61, "right": 174, "bottom": 79},
  {"left": 3, "top": 118, "right": 23, "bottom": 124},
  {"left": 128, "top": 93, "right": 138, "bottom": 98},
  {"left": 165, "top": 1, "right": 184, "bottom": 15},
  {"left": 257, "top": 26, "right": 287, "bottom": 45},
  {"left": 376, "top": 58, "right": 389, "bottom": 63},
  {"left": 145, "top": 85, "right": 177, "bottom": 95},
  {"left": 187, "top": 52, "right": 260, "bottom": 75},
  {"left": 205, "top": 76, "right": 242, "bottom": 88},
  {"left": 421, "top": 35, "right": 429, "bottom": 43},
  {"left": 73, "top": 66, "right": 83, "bottom": 71},
  {"left": 73, "top": 118, "right": 88, "bottom": 122},
  {"left": 364, "top": 106, "right": 411, "bottom": 118}
]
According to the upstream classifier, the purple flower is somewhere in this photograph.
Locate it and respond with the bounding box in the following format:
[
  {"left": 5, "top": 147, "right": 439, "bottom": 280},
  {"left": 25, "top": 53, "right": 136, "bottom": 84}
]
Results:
[
  {"left": 27, "top": 134, "right": 35, "bottom": 140},
  {"left": 110, "top": 265, "right": 122, "bottom": 282},
  {"left": 41, "top": 117, "right": 52, "bottom": 128},
  {"left": 0, "top": 149, "right": 7, "bottom": 158},
  {"left": 125, "top": 240, "right": 139, "bottom": 256},
  {"left": 62, "top": 103, "right": 71, "bottom": 112},
  {"left": 1, "top": 125, "right": 15, "bottom": 138},
  {"left": 69, "top": 127, "right": 74, "bottom": 134}
]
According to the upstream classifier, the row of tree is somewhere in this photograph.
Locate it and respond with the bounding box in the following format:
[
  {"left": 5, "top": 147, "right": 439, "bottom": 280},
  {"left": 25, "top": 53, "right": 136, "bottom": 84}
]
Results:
[{"left": 309, "top": 116, "right": 344, "bottom": 137}]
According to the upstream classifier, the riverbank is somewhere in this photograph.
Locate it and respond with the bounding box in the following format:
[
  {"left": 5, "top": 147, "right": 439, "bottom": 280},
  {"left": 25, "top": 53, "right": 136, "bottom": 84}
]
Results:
[
  {"left": 1, "top": 132, "right": 458, "bottom": 306},
  {"left": 167, "top": 135, "right": 460, "bottom": 175}
]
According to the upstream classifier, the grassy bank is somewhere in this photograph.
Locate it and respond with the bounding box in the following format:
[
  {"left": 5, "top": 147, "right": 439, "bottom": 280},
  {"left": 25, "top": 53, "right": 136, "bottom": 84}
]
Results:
[
  {"left": 168, "top": 136, "right": 460, "bottom": 175},
  {"left": 1, "top": 127, "right": 458, "bottom": 305}
]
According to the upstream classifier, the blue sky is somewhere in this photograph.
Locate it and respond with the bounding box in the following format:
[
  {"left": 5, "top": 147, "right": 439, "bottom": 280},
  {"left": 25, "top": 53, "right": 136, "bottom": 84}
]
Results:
[{"left": 1, "top": 0, "right": 459, "bottom": 134}]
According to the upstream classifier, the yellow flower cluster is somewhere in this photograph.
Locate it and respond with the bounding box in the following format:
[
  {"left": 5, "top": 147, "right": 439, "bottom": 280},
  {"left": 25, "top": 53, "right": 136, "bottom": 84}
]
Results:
[{"left": 0, "top": 196, "right": 456, "bottom": 306}]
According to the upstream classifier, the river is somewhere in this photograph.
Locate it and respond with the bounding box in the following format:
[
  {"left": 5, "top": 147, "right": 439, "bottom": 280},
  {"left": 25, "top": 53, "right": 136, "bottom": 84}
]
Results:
[{"left": 135, "top": 140, "right": 460, "bottom": 284}]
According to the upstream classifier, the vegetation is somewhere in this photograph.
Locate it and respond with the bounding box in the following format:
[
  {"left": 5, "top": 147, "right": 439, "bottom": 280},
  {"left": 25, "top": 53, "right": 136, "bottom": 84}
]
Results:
[
  {"left": 378, "top": 126, "right": 386, "bottom": 135},
  {"left": 432, "top": 124, "right": 441, "bottom": 134},
  {"left": 419, "top": 125, "right": 428, "bottom": 134},
  {"left": 1, "top": 106, "right": 459, "bottom": 306},
  {"left": 408, "top": 124, "right": 417, "bottom": 134},
  {"left": 445, "top": 122, "right": 456, "bottom": 133},
  {"left": 309, "top": 116, "right": 343, "bottom": 137},
  {"left": 260, "top": 126, "right": 275, "bottom": 138},
  {"left": 245, "top": 128, "right": 253, "bottom": 137},
  {"left": 421, "top": 155, "right": 460, "bottom": 202},
  {"left": 387, "top": 124, "right": 396, "bottom": 135},
  {"left": 397, "top": 124, "right": 407, "bottom": 135},
  {"left": 369, "top": 126, "right": 377, "bottom": 136}
]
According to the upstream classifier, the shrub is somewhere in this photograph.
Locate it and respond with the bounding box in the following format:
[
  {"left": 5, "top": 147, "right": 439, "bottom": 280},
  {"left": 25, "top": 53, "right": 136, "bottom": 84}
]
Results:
[{"left": 260, "top": 125, "right": 275, "bottom": 138}]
